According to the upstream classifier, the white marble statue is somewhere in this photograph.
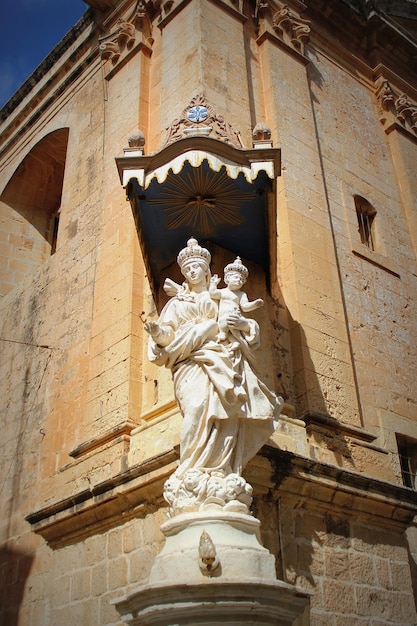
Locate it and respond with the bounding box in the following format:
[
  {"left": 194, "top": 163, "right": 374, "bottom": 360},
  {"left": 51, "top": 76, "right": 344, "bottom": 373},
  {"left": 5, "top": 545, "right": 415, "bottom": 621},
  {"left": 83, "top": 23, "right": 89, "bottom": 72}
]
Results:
[{"left": 145, "top": 237, "right": 283, "bottom": 515}]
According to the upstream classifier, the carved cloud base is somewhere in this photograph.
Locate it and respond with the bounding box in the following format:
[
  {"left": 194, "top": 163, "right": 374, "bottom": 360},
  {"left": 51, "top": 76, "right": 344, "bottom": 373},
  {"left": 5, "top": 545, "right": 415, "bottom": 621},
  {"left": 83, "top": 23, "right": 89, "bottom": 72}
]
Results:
[{"left": 113, "top": 511, "right": 310, "bottom": 625}]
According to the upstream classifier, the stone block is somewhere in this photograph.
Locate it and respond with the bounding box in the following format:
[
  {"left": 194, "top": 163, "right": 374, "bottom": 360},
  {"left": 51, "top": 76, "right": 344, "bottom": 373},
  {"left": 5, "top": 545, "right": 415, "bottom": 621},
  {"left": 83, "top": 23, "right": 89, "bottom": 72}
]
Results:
[
  {"left": 91, "top": 563, "right": 108, "bottom": 598},
  {"left": 129, "top": 544, "right": 160, "bottom": 585},
  {"left": 324, "top": 548, "right": 350, "bottom": 579},
  {"left": 322, "top": 579, "right": 355, "bottom": 614},
  {"left": 108, "top": 555, "right": 128, "bottom": 589},
  {"left": 348, "top": 551, "right": 376, "bottom": 586},
  {"left": 70, "top": 568, "right": 92, "bottom": 602},
  {"left": 310, "top": 611, "right": 336, "bottom": 626},
  {"left": 107, "top": 528, "right": 123, "bottom": 561}
]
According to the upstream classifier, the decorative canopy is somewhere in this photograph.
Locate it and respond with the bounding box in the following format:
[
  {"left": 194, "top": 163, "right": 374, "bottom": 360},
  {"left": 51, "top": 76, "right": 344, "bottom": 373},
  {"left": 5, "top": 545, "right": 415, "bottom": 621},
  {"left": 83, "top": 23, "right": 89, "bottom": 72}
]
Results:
[{"left": 116, "top": 135, "right": 281, "bottom": 300}]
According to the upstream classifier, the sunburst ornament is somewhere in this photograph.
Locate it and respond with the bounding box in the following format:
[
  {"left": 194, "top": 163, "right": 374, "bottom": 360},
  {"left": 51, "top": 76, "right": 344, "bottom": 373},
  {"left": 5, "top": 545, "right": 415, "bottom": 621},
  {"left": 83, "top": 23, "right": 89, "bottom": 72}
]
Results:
[{"left": 147, "top": 164, "right": 254, "bottom": 234}]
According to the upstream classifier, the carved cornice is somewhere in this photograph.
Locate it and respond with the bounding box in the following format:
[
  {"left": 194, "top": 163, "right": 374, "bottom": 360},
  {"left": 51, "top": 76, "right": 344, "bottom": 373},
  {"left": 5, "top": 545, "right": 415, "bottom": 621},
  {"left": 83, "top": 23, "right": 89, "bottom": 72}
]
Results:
[
  {"left": 25, "top": 445, "right": 417, "bottom": 548},
  {"left": 162, "top": 94, "right": 245, "bottom": 149},
  {"left": 99, "top": 0, "right": 154, "bottom": 70},
  {"left": 25, "top": 448, "right": 179, "bottom": 548},
  {"left": 304, "top": 0, "right": 417, "bottom": 84},
  {"left": 375, "top": 75, "right": 417, "bottom": 137},
  {"left": 255, "top": 0, "right": 311, "bottom": 61}
]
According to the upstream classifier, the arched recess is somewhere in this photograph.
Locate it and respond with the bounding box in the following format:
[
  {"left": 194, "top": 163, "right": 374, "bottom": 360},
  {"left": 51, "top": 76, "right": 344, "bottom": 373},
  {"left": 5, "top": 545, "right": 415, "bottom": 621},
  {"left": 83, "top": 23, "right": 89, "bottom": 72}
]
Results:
[{"left": 0, "top": 128, "right": 69, "bottom": 295}]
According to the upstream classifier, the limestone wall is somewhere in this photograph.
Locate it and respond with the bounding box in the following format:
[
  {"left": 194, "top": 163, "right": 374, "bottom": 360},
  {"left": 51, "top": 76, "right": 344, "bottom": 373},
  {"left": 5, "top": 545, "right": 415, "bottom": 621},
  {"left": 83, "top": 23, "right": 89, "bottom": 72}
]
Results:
[{"left": 1, "top": 0, "right": 417, "bottom": 624}]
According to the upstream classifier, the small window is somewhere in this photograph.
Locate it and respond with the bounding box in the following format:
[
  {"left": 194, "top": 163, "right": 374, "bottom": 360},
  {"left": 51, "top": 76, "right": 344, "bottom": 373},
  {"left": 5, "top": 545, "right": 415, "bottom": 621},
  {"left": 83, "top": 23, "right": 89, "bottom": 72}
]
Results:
[
  {"left": 396, "top": 434, "right": 417, "bottom": 490},
  {"left": 49, "top": 212, "right": 60, "bottom": 255},
  {"left": 354, "top": 195, "right": 376, "bottom": 251}
]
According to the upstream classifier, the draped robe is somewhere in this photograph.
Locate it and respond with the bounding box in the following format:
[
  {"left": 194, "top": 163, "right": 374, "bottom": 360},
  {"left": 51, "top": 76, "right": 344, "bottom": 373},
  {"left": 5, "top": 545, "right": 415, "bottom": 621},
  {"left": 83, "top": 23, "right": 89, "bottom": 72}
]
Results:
[{"left": 148, "top": 290, "right": 282, "bottom": 478}]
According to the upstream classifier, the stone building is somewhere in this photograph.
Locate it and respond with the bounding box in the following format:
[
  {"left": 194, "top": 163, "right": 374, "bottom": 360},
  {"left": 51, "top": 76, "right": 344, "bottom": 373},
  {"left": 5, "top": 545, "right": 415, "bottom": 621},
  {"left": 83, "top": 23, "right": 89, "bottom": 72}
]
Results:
[{"left": 1, "top": 0, "right": 417, "bottom": 623}]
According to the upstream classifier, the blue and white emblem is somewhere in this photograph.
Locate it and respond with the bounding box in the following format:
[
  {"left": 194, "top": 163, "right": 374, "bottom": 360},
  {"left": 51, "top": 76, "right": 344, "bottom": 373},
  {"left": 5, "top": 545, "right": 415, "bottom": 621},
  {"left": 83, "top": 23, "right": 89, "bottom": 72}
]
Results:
[{"left": 187, "top": 105, "right": 208, "bottom": 123}]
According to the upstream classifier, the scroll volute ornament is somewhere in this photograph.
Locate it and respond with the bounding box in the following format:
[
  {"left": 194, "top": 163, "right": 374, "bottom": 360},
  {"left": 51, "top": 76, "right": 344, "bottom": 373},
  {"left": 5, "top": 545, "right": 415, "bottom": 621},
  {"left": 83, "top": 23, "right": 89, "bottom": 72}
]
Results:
[
  {"left": 375, "top": 76, "right": 417, "bottom": 136},
  {"left": 255, "top": 0, "right": 310, "bottom": 58},
  {"left": 99, "top": 0, "right": 154, "bottom": 66},
  {"left": 272, "top": 4, "right": 311, "bottom": 52}
]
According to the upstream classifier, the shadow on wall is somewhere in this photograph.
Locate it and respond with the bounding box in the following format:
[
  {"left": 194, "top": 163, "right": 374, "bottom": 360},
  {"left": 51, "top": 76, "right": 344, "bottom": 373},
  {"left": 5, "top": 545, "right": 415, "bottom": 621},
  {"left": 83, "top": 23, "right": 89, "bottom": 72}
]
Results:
[
  {"left": 255, "top": 493, "right": 416, "bottom": 624},
  {"left": 287, "top": 311, "right": 354, "bottom": 466},
  {"left": 0, "top": 547, "right": 34, "bottom": 626},
  {"left": 406, "top": 526, "right": 417, "bottom": 611}
]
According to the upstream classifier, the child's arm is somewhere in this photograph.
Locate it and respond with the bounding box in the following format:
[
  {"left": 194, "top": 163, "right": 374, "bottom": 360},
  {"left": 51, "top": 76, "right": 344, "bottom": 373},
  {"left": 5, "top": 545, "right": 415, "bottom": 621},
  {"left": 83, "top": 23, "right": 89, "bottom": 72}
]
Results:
[
  {"left": 240, "top": 292, "right": 264, "bottom": 312},
  {"left": 209, "top": 274, "right": 222, "bottom": 300}
]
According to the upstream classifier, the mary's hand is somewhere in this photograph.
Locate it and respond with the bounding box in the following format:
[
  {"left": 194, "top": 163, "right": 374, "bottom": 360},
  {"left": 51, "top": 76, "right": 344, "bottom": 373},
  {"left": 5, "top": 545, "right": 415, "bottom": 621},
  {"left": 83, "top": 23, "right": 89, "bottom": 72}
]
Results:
[
  {"left": 144, "top": 321, "right": 160, "bottom": 337},
  {"left": 145, "top": 321, "right": 174, "bottom": 347},
  {"left": 226, "top": 311, "right": 250, "bottom": 333}
]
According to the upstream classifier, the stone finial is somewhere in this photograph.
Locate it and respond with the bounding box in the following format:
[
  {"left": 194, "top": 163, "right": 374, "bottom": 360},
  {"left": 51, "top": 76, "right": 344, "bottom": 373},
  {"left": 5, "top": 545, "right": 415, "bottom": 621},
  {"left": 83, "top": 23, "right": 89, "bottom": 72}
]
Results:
[
  {"left": 128, "top": 129, "right": 146, "bottom": 148},
  {"left": 252, "top": 122, "right": 273, "bottom": 148},
  {"left": 252, "top": 122, "right": 272, "bottom": 141}
]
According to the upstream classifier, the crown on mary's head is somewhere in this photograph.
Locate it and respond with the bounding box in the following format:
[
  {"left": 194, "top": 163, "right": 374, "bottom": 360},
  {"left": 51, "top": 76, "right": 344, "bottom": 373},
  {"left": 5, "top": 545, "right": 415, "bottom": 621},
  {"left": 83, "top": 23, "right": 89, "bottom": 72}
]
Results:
[{"left": 177, "top": 237, "right": 211, "bottom": 270}]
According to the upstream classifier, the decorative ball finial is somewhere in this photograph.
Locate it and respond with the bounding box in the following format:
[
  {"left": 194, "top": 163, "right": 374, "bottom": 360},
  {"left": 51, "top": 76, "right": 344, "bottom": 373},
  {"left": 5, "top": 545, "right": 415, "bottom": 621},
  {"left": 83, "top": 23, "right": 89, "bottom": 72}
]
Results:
[
  {"left": 177, "top": 237, "right": 211, "bottom": 270},
  {"left": 127, "top": 129, "right": 145, "bottom": 148}
]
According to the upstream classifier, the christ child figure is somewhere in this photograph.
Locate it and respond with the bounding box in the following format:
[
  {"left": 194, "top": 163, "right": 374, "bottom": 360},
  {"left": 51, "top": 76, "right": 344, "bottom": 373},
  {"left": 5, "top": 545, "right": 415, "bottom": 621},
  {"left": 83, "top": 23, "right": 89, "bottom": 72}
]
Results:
[{"left": 210, "top": 256, "right": 264, "bottom": 341}]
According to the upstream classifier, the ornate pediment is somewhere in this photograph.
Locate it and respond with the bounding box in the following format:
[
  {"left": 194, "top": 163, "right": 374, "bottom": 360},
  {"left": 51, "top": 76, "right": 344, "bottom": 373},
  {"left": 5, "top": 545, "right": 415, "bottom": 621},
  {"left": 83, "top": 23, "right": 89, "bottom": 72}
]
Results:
[{"left": 162, "top": 94, "right": 244, "bottom": 149}]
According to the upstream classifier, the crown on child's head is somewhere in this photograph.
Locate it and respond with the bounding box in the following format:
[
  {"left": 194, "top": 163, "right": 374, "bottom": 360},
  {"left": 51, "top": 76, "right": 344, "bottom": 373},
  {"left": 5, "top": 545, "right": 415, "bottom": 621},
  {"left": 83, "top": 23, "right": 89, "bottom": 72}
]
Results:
[
  {"left": 177, "top": 237, "right": 211, "bottom": 270},
  {"left": 224, "top": 257, "right": 248, "bottom": 279}
]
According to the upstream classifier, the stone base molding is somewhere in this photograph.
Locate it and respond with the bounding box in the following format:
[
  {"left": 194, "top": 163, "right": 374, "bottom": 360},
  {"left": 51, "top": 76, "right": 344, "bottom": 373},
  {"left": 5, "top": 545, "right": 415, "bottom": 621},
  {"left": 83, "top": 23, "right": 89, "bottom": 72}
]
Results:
[
  {"left": 113, "top": 579, "right": 310, "bottom": 625},
  {"left": 113, "top": 511, "right": 310, "bottom": 625}
]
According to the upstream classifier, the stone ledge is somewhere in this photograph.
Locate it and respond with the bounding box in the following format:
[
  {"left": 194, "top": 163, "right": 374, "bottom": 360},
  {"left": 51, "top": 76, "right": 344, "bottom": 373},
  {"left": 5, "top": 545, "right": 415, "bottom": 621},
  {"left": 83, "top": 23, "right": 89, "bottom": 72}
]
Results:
[
  {"left": 301, "top": 411, "right": 378, "bottom": 443},
  {"left": 25, "top": 449, "right": 179, "bottom": 549},
  {"left": 25, "top": 445, "right": 417, "bottom": 549},
  {"left": 254, "top": 447, "right": 417, "bottom": 529},
  {"left": 69, "top": 420, "right": 138, "bottom": 459}
]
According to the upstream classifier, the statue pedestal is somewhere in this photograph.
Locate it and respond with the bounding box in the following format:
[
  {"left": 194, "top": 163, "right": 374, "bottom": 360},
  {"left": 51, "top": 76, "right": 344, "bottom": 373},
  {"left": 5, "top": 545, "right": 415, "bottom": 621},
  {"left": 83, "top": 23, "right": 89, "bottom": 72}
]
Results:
[
  {"left": 113, "top": 510, "right": 311, "bottom": 625},
  {"left": 150, "top": 510, "right": 276, "bottom": 582}
]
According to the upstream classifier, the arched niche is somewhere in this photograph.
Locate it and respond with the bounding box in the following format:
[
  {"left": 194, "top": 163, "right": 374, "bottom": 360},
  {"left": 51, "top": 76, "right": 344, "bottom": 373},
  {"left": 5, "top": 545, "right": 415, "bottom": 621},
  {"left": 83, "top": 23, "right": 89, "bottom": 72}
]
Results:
[{"left": 0, "top": 128, "right": 69, "bottom": 295}]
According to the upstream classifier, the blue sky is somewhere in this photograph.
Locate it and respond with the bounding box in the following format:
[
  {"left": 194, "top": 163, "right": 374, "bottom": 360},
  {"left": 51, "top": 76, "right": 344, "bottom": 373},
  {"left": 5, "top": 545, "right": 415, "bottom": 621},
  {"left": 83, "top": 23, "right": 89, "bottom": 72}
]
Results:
[{"left": 1, "top": 1, "right": 87, "bottom": 109}]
